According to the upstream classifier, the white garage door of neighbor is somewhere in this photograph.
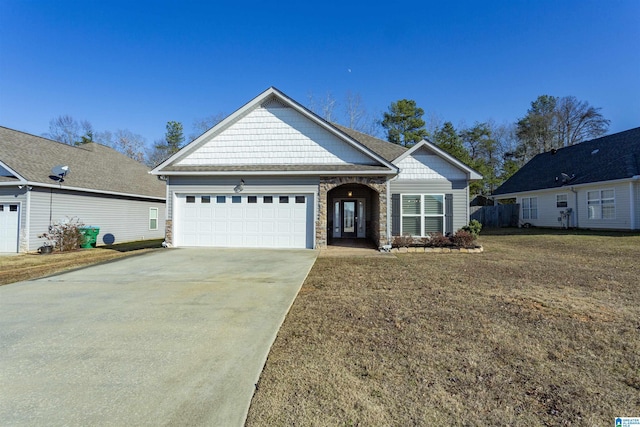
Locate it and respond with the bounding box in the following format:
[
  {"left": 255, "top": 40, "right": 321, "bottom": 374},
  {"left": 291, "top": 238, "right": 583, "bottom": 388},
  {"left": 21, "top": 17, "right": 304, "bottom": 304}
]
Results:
[
  {"left": 176, "top": 194, "right": 314, "bottom": 249},
  {"left": 0, "top": 202, "right": 20, "bottom": 253}
]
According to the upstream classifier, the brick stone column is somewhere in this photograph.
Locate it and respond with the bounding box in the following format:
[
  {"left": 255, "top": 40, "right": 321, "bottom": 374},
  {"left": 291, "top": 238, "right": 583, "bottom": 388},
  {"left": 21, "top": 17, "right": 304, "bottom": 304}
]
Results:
[
  {"left": 316, "top": 176, "right": 388, "bottom": 248},
  {"left": 164, "top": 219, "right": 173, "bottom": 247}
]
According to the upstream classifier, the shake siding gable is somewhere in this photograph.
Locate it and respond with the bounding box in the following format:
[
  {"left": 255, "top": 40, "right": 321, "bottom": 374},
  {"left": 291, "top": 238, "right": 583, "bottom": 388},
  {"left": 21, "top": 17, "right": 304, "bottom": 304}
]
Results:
[
  {"left": 176, "top": 106, "right": 376, "bottom": 166},
  {"left": 395, "top": 151, "right": 467, "bottom": 180}
]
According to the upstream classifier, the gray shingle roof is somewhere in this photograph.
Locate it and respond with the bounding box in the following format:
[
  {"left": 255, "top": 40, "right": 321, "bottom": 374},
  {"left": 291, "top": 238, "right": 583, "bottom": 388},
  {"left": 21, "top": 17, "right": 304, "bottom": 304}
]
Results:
[
  {"left": 332, "top": 124, "right": 407, "bottom": 162},
  {"left": 0, "top": 126, "right": 165, "bottom": 199},
  {"left": 493, "top": 127, "right": 640, "bottom": 196}
]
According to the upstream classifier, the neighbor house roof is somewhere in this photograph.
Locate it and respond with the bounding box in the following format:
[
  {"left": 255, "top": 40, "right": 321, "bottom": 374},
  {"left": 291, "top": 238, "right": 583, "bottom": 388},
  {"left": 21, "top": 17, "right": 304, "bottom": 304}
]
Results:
[
  {"left": 0, "top": 126, "right": 166, "bottom": 199},
  {"left": 492, "top": 127, "right": 640, "bottom": 197}
]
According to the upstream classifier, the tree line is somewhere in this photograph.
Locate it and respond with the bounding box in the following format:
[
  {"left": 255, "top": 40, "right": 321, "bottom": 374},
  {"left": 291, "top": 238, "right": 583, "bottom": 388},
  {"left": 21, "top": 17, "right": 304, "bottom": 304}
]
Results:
[
  {"left": 42, "top": 114, "right": 224, "bottom": 168},
  {"left": 43, "top": 93, "right": 609, "bottom": 196}
]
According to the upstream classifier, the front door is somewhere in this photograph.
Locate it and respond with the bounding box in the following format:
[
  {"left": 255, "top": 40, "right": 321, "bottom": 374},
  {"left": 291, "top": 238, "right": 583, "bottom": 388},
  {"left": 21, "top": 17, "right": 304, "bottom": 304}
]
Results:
[{"left": 341, "top": 200, "right": 357, "bottom": 238}]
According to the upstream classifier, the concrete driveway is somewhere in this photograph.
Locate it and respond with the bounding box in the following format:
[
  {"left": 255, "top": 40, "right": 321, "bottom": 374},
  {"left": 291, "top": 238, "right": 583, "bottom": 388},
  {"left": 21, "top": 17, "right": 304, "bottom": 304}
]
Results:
[{"left": 0, "top": 247, "right": 318, "bottom": 426}]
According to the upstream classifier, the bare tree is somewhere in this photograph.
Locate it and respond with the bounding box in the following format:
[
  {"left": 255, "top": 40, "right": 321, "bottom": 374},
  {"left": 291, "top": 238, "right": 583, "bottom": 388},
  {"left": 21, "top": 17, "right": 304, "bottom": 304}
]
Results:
[
  {"left": 95, "top": 129, "right": 147, "bottom": 163},
  {"left": 44, "top": 115, "right": 93, "bottom": 145},
  {"left": 554, "top": 96, "right": 610, "bottom": 147},
  {"left": 146, "top": 140, "right": 170, "bottom": 168},
  {"left": 308, "top": 91, "right": 337, "bottom": 122},
  {"left": 190, "top": 113, "right": 225, "bottom": 141}
]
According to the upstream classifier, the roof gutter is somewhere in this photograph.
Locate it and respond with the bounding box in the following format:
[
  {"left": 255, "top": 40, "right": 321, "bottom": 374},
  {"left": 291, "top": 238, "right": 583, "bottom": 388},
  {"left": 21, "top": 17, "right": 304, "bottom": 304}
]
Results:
[
  {"left": 151, "top": 169, "right": 398, "bottom": 177},
  {"left": 2, "top": 181, "right": 166, "bottom": 201}
]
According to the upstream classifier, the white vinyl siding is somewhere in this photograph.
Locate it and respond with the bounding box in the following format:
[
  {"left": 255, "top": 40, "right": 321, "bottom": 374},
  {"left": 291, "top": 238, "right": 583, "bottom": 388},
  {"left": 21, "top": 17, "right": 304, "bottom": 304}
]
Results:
[
  {"left": 522, "top": 197, "right": 538, "bottom": 220},
  {"left": 27, "top": 188, "right": 166, "bottom": 251},
  {"left": 401, "top": 194, "right": 444, "bottom": 236},
  {"left": 587, "top": 189, "right": 615, "bottom": 220}
]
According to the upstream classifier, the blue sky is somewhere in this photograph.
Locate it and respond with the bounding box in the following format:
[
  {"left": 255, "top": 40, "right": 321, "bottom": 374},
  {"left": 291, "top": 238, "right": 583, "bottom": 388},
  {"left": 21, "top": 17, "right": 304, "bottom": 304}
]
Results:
[{"left": 1, "top": 0, "right": 638, "bottom": 145}]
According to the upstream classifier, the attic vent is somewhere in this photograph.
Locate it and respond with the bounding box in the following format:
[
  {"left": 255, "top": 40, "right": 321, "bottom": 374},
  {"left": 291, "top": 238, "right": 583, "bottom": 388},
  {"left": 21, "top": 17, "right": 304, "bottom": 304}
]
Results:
[
  {"left": 261, "top": 97, "right": 288, "bottom": 109},
  {"left": 591, "top": 149, "right": 599, "bottom": 155}
]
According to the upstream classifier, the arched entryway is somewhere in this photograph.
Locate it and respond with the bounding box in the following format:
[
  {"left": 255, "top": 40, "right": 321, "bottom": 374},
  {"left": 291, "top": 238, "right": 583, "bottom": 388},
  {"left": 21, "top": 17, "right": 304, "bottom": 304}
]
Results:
[
  {"left": 327, "top": 183, "right": 380, "bottom": 246},
  {"left": 327, "top": 184, "right": 380, "bottom": 245},
  {"left": 316, "top": 176, "right": 388, "bottom": 248}
]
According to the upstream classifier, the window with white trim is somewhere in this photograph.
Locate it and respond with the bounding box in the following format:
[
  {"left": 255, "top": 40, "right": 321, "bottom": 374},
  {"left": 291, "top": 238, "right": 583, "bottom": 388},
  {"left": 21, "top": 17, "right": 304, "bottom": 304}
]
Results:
[
  {"left": 522, "top": 197, "right": 538, "bottom": 220},
  {"left": 587, "top": 189, "right": 615, "bottom": 219},
  {"left": 556, "top": 194, "right": 567, "bottom": 208},
  {"left": 401, "top": 194, "right": 444, "bottom": 236},
  {"left": 149, "top": 208, "right": 158, "bottom": 230}
]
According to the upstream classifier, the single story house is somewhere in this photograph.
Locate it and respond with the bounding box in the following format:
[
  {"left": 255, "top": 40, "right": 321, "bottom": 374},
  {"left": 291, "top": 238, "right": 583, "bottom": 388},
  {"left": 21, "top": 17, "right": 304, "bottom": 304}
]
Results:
[
  {"left": 0, "top": 126, "right": 166, "bottom": 253},
  {"left": 492, "top": 127, "right": 640, "bottom": 230},
  {"left": 150, "top": 87, "right": 481, "bottom": 249}
]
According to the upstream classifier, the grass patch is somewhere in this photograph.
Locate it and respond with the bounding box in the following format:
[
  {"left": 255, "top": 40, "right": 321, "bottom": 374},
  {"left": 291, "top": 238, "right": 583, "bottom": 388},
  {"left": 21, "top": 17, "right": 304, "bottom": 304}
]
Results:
[
  {"left": 247, "top": 232, "right": 640, "bottom": 426},
  {"left": 0, "top": 239, "right": 164, "bottom": 286}
]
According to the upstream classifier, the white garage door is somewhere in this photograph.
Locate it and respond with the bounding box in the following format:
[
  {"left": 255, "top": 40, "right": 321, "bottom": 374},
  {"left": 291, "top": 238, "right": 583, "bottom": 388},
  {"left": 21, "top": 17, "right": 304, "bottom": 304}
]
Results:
[
  {"left": 0, "top": 202, "right": 20, "bottom": 253},
  {"left": 175, "top": 194, "right": 314, "bottom": 249}
]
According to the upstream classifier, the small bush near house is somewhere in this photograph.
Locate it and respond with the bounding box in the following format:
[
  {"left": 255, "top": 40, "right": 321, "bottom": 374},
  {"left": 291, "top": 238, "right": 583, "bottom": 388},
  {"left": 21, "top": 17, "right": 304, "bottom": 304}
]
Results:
[
  {"left": 451, "top": 230, "right": 476, "bottom": 247},
  {"left": 392, "top": 234, "right": 414, "bottom": 248},
  {"left": 425, "top": 232, "right": 452, "bottom": 247},
  {"left": 462, "top": 219, "right": 482, "bottom": 238},
  {"left": 38, "top": 217, "right": 86, "bottom": 252}
]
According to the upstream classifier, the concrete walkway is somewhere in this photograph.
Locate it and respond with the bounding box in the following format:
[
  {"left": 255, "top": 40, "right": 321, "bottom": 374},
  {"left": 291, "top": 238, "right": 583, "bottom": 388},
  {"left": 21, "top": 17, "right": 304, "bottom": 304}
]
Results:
[{"left": 0, "top": 248, "right": 318, "bottom": 426}]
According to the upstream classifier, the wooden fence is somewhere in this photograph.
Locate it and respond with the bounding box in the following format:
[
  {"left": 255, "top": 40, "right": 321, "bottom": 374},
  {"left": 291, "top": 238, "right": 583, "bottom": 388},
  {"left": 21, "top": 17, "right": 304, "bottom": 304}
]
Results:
[{"left": 470, "top": 204, "right": 520, "bottom": 228}]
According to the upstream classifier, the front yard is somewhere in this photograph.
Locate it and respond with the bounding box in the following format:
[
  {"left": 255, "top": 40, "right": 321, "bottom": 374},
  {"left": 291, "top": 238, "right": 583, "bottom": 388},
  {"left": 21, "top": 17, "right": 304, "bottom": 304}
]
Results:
[{"left": 247, "top": 231, "right": 640, "bottom": 425}]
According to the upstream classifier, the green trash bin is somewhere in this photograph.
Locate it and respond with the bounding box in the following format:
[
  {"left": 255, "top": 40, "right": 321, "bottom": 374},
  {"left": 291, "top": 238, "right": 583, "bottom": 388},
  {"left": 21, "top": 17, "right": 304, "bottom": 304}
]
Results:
[{"left": 79, "top": 226, "right": 100, "bottom": 248}]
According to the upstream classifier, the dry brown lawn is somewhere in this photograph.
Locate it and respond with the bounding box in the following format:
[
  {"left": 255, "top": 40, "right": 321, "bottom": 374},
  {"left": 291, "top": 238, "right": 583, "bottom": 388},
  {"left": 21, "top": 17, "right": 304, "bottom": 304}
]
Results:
[
  {"left": 247, "top": 230, "right": 640, "bottom": 426},
  {"left": 0, "top": 239, "right": 163, "bottom": 286}
]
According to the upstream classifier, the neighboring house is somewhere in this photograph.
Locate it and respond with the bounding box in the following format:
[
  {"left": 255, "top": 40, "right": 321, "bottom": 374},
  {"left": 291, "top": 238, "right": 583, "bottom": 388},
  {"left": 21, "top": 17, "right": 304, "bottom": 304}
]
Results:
[
  {"left": 0, "top": 127, "right": 166, "bottom": 253},
  {"left": 492, "top": 127, "right": 640, "bottom": 230},
  {"left": 150, "top": 87, "right": 481, "bottom": 249}
]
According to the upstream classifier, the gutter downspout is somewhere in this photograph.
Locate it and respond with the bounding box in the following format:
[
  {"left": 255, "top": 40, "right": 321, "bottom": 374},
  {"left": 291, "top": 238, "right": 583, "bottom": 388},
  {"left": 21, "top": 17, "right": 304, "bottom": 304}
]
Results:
[
  {"left": 631, "top": 176, "right": 640, "bottom": 230},
  {"left": 570, "top": 187, "right": 579, "bottom": 228}
]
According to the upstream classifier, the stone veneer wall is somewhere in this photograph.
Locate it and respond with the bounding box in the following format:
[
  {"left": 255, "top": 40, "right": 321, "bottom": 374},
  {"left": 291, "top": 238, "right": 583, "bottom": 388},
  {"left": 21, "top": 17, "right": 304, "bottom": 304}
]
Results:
[
  {"left": 164, "top": 219, "right": 173, "bottom": 247},
  {"left": 317, "top": 176, "right": 388, "bottom": 248}
]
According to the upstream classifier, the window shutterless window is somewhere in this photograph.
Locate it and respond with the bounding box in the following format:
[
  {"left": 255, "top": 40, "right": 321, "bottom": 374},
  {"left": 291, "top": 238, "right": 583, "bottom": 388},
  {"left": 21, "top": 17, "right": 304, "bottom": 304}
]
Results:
[
  {"left": 216, "top": 196, "right": 226, "bottom": 203},
  {"left": 587, "top": 189, "right": 615, "bottom": 219},
  {"left": 263, "top": 196, "right": 273, "bottom": 203},
  {"left": 232, "top": 196, "right": 241, "bottom": 203},
  {"left": 248, "top": 196, "right": 257, "bottom": 203},
  {"left": 186, "top": 196, "right": 195, "bottom": 203},
  {"left": 522, "top": 197, "right": 537, "bottom": 219},
  {"left": 295, "top": 196, "right": 305, "bottom": 203},
  {"left": 279, "top": 196, "right": 289, "bottom": 203},
  {"left": 201, "top": 196, "right": 210, "bottom": 203},
  {"left": 149, "top": 207, "right": 158, "bottom": 230},
  {"left": 556, "top": 194, "right": 567, "bottom": 208}
]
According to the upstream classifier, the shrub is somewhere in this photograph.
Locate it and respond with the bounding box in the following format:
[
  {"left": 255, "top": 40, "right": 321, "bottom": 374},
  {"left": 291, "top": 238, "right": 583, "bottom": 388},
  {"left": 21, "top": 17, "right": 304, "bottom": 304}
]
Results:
[
  {"left": 462, "top": 219, "right": 482, "bottom": 238},
  {"left": 426, "top": 232, "right": 451, "bottom": 247},
  {"left": 38, "top": 217, "right": 86, "bottom": 252},
  {"left": 392, "top": 234, "right": 414, "bottom": 248},
  {"left": 451, "top": 230, "right": 476, "bottom": 248}
]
